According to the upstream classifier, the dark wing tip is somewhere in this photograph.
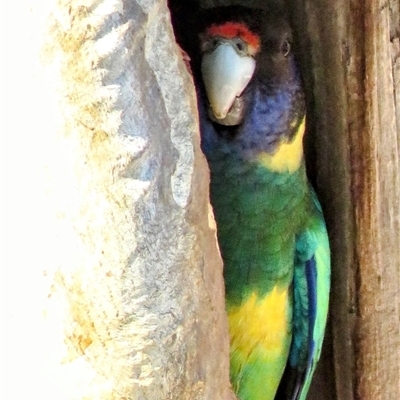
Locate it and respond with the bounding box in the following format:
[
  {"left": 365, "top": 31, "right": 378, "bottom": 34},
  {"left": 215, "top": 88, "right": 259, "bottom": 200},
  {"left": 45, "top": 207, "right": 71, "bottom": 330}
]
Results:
[{"left": 277, "top": 256, "right": 318, "bottom": 400}]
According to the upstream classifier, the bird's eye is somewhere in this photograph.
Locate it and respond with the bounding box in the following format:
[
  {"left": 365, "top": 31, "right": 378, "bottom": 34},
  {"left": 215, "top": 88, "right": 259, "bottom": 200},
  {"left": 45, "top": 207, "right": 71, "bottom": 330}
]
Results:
[
  {"left": 233, "top": 39, "right": 247, "bottom": 55},
  {"left": 210, "top": 38, "right": 220, "bottom": 49},
  {"left": 281, "top": 39, "right": 291, "bottom": 56},
  {"left": 235, "top": 42, "right": 244, "bottom": 52}
]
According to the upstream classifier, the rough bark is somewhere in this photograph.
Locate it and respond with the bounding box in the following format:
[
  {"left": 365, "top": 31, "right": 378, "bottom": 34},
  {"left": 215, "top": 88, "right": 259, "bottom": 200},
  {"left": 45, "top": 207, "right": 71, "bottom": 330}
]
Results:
[
  {"left": 0, "top": 1, "right": 234, "bottom": 399},
  {"left": 356, "top": 2, "right": 400, "bottom": 398}
]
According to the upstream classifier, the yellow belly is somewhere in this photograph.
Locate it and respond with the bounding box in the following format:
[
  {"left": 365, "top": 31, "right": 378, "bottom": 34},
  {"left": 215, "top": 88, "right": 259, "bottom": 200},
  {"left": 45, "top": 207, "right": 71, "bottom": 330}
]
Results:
[{"left": 228, "top": 286, "right": 292, "bottom": 400}]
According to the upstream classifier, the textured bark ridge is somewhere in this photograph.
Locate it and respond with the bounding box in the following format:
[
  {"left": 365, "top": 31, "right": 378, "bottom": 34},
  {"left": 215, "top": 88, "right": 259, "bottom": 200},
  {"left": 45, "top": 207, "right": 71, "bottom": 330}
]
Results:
[{"left": 1, "top": 1, "right": 233, "bottom": 399}]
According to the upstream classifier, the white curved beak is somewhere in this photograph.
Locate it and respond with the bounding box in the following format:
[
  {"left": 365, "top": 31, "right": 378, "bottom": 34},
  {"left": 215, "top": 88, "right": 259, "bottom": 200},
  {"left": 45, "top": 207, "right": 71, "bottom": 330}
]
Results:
[{"left": 201, "top": 43, "right": 255, "bottom": 120}]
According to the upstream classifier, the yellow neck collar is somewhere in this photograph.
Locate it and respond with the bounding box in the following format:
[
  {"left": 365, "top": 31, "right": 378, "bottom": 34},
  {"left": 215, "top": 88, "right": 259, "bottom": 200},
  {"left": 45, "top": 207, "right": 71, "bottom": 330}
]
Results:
[{"left": 257, "top": 117, "right": 306, "bottom": 173}]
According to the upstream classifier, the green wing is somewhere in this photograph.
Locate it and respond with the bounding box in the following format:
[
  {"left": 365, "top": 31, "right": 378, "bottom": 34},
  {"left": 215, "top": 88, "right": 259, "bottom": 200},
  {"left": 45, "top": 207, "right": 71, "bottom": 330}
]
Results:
[{"left": 280, "top": 190, "right": 331, "bottom": 400}]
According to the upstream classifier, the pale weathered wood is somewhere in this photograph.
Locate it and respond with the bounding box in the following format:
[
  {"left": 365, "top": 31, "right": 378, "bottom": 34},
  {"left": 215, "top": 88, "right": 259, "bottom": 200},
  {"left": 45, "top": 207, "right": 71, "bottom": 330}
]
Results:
[
  {"left": 0, "top": 1, "right": 234, "bottom": 399},
  {"left": 355, "top": 1, "right": 400, "bottom": 399}
]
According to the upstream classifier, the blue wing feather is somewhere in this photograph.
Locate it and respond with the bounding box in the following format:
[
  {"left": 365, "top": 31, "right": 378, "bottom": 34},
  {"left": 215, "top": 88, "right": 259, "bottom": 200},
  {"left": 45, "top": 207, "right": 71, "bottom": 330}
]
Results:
[
  {"left": 290, "top": 257, "right": 317, "bottom": 400},
  {"left": 284, "top": 192, "right": 330, "bottom": 400},
  {"left": 305, "top": 256, "right": 317, "bottom": 370}
]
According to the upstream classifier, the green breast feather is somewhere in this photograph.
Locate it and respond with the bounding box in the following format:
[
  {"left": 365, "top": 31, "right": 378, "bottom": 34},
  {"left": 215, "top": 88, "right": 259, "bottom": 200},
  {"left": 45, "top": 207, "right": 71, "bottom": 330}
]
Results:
[{"left": 209, "top": 154, "right": 330, "bottom": 400}]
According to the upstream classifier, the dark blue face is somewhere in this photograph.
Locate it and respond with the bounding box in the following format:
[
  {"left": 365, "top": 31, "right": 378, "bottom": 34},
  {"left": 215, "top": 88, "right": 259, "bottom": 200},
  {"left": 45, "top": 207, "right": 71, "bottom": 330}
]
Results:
[
  {"left": 200, "top": 56, "right": 305, "bottom": 160},
  {"left": 197, "top": 7, "right": 306, "bottom": 159},
  {"left": 198, "top": 7, "right": 305, "bottom": 157},
  {"left": 235, "top": 64, "right": 305, "bottom": 155}
]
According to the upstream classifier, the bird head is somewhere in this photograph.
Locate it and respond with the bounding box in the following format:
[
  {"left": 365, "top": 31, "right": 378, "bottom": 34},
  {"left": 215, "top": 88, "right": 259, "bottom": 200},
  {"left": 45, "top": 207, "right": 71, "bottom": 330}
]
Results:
[{"left": 198, "top": 7, "right": 302, "bottom": 128}]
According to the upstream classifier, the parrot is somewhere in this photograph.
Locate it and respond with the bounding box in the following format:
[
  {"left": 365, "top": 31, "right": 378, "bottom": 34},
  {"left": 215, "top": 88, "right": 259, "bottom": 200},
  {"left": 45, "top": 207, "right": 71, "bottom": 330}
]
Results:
[{"left": 171, "top": 4, "right": 331, "bottom": 400}]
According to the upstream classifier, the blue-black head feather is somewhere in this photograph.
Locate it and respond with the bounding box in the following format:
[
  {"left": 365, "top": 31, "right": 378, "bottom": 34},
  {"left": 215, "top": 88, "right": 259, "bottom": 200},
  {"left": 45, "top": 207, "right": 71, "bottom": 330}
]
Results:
[{"left": 195, "top": 6, "right": 306, "bottom": 157}]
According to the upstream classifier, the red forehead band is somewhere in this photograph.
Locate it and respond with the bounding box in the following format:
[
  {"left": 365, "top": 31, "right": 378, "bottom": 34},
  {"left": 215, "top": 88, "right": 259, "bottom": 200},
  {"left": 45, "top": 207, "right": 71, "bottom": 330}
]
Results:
[{"left": 206, "top": 22, "right": 260, "bottom": 51}]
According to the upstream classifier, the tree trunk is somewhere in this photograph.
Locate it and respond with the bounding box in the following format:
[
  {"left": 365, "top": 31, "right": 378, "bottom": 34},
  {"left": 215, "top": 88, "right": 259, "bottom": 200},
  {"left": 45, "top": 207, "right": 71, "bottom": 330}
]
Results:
[{"left": 0, "top": 1, "right": 234, "bottom": 399}]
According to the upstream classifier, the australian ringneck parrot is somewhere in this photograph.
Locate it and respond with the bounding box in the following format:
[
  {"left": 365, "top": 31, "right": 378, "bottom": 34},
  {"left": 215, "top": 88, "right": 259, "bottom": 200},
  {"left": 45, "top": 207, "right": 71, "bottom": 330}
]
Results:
[{"left": 174, "top": 4, "right": 331, "bottom": 400}]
